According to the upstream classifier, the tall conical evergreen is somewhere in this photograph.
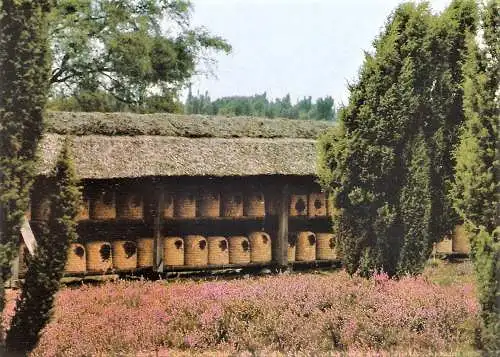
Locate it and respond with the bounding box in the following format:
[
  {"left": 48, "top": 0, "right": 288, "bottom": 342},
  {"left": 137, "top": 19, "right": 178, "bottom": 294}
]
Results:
[
  {"left": 425, "top": 0, "right": 478, "bottom": 242},
  {"left": 6, "top": 142, "right": 81, "bottom": 353},
  {"left": 318, "top": 0, "right": 477, "bottom": 277},
  {"left": 397, "top": 131, "right": 432, "bottom": 275},
  {"left": 0, "top": 0, "right": 52, "bottom": 316},
  {"left": 451, "top": 0, "right": 499, "bottom": 350}
]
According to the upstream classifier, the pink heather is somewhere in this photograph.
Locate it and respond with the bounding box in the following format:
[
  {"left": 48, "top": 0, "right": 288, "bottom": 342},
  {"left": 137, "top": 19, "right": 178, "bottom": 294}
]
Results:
[{"left": 1, "top": 270, "right": 479, "bottom": 356}]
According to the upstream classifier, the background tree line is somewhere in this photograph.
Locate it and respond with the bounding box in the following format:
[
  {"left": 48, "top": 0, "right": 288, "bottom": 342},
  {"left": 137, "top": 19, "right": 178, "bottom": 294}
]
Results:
[{"left": 184, "top": 90, "right": 336, "bottom": 121}]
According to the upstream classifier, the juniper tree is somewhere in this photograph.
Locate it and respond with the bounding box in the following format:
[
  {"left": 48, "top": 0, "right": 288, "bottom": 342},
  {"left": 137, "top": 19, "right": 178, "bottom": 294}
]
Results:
[
  {"left": 0, "top": 0, "right": 52, "bottom": 314},
  {"left": 450, "top": 0, "right": 499, "bottom": 349},
  {"left": 318, "top": 0, "right": 477, "bottom": 277},
  {"left": 6, "top": 142, "right": 81, "bottom": 353},
  {"left": 397, "top": 131, "right": 432, "bottom": 275}
]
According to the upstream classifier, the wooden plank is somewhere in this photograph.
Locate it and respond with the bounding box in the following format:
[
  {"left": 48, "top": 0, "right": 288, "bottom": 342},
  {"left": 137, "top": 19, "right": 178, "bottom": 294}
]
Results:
[
  {"left": 275, "top": 184, "right": 289, "bottom": 267},
  {"left": 153, "top": 185, "right": 164, "bottom": 272},
  {"left": 20, "top": 216, "right": 37, "bottom": 255}
]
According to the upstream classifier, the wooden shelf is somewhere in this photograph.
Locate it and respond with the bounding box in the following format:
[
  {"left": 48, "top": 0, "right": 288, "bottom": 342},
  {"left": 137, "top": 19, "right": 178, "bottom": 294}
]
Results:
[
  {"left": 289, "top": 215, "right": 330, "bottom": 220},
  {"left": 76, "top": 218, "right": 146, "bottom": 225}
]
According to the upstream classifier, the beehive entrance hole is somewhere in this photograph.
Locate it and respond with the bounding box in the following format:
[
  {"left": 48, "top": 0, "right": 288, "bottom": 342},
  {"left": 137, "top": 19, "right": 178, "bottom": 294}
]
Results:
[
  {"left": 308, "top": 234, "right": 316, "bottom": 246},
  {"left": 314, "top": 199, "right": 323, "bottom": 209},
  {"left": 123, "top": 241, "right": 137, "bottom": 258},
  {"left": 100, "top": 244, "right": 111, "bottom": 261},
  {"left": 74, "top": 246, "right": 85, "bottom": 258},
  {"left": 174, "top": 240, "right": 183, "bottom": 249},
  {"left": 295, "top": 199, "right": 306, "bottom": 213},
  {"left": 219, "top": 239, "right": 227, "bottom": 251},
  {"left": 329, "top": 237, "right": 335, "bottom": 249},
  {"left": 262, "top": 234, "right": 268, "bottom": 244},
  {"left": 199, "top": 240, "right": 207, "bottom": 250},
  {"left": 241, "top": 240, "right": 249, "bottom": 251}
]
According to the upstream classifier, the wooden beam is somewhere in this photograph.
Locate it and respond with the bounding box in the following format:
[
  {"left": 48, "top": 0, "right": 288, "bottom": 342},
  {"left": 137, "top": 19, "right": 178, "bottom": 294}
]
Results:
[
  {"left": 153, "top": 184, "right": 164, "bottom": 273},
  {"left": 275, "top": 184, "right": 289, "bottom": 268},
  {"left": 20, "top": 216, "right": 37, "bottom": 255}
]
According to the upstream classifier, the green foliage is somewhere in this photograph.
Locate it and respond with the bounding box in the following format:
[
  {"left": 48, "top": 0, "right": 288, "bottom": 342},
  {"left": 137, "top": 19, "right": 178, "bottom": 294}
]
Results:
[
  {"left": 0, "top": 0, "right": 52, "bottom": 323},
  {"left": 318, "top": 1, "right": 476, "bottom": 277},
  {"left": 397, "top": 131, "right": 432, "bottom": 275},
  {"left": 450, "top": 0, "right": 499, "bottom": 350},
  {"left": 6, "top": 142, "right": 81, "bottom": 353},
  {"left": 47, "top": 0, "right": 231, "bottom": 111},
  {"left": 185, "top": 90, "right": 337, "bottom": 121}
]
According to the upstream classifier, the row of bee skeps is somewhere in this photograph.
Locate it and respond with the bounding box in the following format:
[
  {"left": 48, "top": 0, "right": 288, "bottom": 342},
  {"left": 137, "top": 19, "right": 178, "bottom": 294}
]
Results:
[
  {"left": 28, "top": 188, "right": 329, "bottom": 222},
  {"left": 161, "top": 233, "right": 272, "bottom": 267},
  {"left": 287, "top": 232, "right": 339, "bottom": 262},
  {"left": 28, "top": 190, "right": 266, "bottom": 221},
  {"left": 20, "top": 232, "right": 274, "bottom": 275}
]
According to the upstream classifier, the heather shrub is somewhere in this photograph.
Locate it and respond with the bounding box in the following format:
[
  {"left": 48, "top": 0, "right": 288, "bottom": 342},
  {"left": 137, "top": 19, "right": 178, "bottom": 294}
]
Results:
[{"left": 1, "top": 270, "right": 478, "bottom": 356}]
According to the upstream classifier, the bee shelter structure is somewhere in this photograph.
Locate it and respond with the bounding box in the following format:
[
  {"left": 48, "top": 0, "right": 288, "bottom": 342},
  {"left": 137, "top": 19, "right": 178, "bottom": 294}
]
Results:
[{"left": 27, "top": 111, "right": 339, "bottom": 275}]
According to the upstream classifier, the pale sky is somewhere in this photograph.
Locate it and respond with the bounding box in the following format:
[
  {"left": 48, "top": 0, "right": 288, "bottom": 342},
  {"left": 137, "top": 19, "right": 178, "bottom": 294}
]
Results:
[{"left": 187, "top": 0, "right": 451, "bottom": 106}]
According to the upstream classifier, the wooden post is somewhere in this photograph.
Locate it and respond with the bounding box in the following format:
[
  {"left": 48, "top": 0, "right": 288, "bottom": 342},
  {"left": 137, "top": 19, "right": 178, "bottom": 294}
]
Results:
[
  {"left": 153, "top": 185, "right": 164, "bottom": 273},
  {"left": 275, "top": 184, "right": 289, "bottom": 268}
]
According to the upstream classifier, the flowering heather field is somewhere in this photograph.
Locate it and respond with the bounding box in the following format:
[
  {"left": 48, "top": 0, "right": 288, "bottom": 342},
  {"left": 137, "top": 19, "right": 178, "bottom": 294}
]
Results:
[{"left": 2, "top": 261, "right": 479, "bottom": 356}]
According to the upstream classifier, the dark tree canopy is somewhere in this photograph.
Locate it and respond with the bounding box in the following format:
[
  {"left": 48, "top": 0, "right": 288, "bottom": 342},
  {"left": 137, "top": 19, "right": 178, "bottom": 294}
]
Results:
[
  {"left": 0, "top": 0, "right": 52, "bottom": 316},
  {"left": 318, "top": 0, "right": 477, "bottom": 277},
  {"left": 450, "top": 0, "right": 499, "bottom": 349},
  {"left": 47, "top": 0, "right": 231, "bottom": 111},
  {"left": 6, "top": 142, "right": 81, "bottom": 353}
]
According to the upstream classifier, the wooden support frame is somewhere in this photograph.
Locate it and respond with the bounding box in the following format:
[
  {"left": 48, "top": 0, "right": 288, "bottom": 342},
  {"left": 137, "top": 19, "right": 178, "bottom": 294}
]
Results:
[
  {"left": 274, "top": 184, "right": 289, "bottom": 268},
  {"left": 153, "top": 184, "right": 164, "bottom": 273}
]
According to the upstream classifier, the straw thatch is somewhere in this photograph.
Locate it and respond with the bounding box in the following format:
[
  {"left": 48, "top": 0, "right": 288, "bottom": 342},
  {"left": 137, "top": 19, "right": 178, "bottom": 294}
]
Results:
[
  {"left": 163, "top": 192, "right": 175, "bottom": 218},
  {"left": 90, "top": 190, "right": 116, "bottom": 220},
  {"left": 44, "top": 111, "right": 332, "bottom": 139},
  {"left": 197, "top": 191, "right": 220, "bottom": 218},
  {"left": 112, "top": 240, "right": 138, "bottom": 270},
  {"left": 249, "top": 232, "right": 272, "bottom": 263},
  {"left": 64, "top": 243, "right": 86, "bottom": 274},
  {"left": 244, "top": 192, "right": 265, "bottom": 217},
  {"left": 452, "top": 225, "right": 470, "bottom": 254},
  {"left": 434, "top": 238, "right": 453, "bottom": 254},
  {"left": 86, "top": 241, "right": 113, "bottom": 273},
  {"left": 221, "top": 192, "right": 244, "bottom": 217},
  {"left": 116, "top": 193, "right": 143, "bottom": 220},
  {"left": 229, "top": 236, "right": 251, "bottom": 264},
  {"left": 174, "top": 192, "right": 196, "bottom": 218},
  {"left": 75, "top": 197, "right": 90, "bottom": 221},
  {"left": 137, "top": 238, "right": 154, "bottom": 268},
  {"left": 308, "top": 192, "right": 327, "bottom": 217},
  {"left": 207, "top": 236, "right": 229, "bottom": 265},
  {"left": 163, "top": 237, "right": 184, "bottom": 266},
  {"left": 288, "top": 233, "right": 297, "bottom": 262},
  {"left": 290, "top": 194, "right": 308, "bottom": 216},
  {"left": 36, "top": 134, "right": 318, "bottom": 179},
  {"left": 316, "top": 233, "right": 336, "bottom": 260},
  {"left": 296, "top": 231, "right": 316, "bottom": 261},
  {"left": 184, "top": 235, "right": 208, "bottom": 267}
]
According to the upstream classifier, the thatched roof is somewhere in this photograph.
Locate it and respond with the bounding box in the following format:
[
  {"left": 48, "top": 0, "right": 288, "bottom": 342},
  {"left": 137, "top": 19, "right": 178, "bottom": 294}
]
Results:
[
  {"left": 37, "top": 134, "right": 318, "bottom": 179},
  {"left": 45, "top": 111, "right": 331, "bottom": 139},
  {"left": 37, "top": 112, "right": 332, "bottom": 179}
]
